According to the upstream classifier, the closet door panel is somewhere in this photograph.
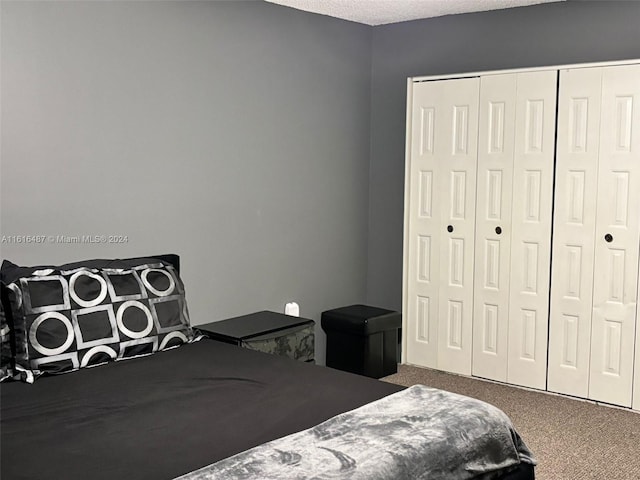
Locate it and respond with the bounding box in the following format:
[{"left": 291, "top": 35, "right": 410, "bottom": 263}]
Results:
[
  {"left": 589, "top": 64, "right": 640, "bottom": 407},
  {"left": 406, "top": 78, "right": 480, "bottom": 373},
  {"left": 548, "top": 68, "right": 602, "bottom": 398},
  {"left": 406, "top": 82, "right": 443, "bottom": 368},
  {"left": 473, "top": 74, "right": 517, "bottom": 382},
  {"left": 507, "top": 70, "right": 558, "bottom": 389},
  {"left": 436, "top": 78, "right": 480, "bottom": 375}
]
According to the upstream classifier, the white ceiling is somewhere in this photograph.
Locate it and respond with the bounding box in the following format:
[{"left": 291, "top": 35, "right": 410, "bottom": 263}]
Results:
[{"left": 264, "top": 0, "right": 566, "bottom": 26}]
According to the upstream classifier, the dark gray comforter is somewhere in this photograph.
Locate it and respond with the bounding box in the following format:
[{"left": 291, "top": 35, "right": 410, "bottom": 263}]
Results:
[{"left": 177, "top": 384, "right": 535, "bottom": 479}]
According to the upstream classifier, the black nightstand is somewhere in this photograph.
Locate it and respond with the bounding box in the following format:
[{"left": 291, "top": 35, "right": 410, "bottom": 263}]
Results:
[{"left": 196, "top": 311, "right": 315, "bottom": 363}]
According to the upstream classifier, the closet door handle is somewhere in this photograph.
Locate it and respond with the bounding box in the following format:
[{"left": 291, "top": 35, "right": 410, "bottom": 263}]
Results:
[
  {"left": 447, "top": 225, "right": 454, "bottom": 233},
  {"left": 605, "top": 233, "right": 613, "bottom": 243},
  {"left": 495, "top": 226, "right": 502, "bottom": 235}
]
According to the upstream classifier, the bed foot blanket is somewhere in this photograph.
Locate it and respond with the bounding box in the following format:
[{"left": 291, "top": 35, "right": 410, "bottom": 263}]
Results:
[{"left": 177, "top": 384, "right": 535, "bottom": 480}]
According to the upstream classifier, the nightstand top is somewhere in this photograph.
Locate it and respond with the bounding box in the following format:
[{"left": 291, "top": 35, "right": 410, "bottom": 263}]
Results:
[{"left": 197, "top": 311, "right": 314, "bottom": 341}]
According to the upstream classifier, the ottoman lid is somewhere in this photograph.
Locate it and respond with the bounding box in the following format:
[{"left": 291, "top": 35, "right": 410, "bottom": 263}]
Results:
[{"left": 321, "top": 304, "right": 401, "bottom": 335}]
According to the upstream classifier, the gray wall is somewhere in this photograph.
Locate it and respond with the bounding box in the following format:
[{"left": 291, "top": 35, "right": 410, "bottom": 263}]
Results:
[
  {"left": 367, "top": 1, "right": 640, "bottom": 311},
  {"left": 4, "top": 0, "right": 640, "bottom": 364},
  {"left": 0, "top": 0, "right": 372, "bottom": 364}
]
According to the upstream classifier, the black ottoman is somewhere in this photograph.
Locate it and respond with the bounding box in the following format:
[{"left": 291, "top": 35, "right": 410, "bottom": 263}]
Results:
[{"left": 321, "top": 304, "right": 401, "bottom": 378}]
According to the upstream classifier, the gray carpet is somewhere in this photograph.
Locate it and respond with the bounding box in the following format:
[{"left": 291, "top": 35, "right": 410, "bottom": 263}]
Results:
[{"left": 382, "top": 364, "right": 640, "bottom": 480}]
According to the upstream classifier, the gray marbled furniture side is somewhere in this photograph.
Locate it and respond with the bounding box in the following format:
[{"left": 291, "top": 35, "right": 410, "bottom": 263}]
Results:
[{"left": 197, "top": 311, "right": 315, "bottom": 363}]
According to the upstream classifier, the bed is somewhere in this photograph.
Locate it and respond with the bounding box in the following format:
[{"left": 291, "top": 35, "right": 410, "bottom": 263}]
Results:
[{"left": 0, "top": 254, "right": 535, "bottom": 479}]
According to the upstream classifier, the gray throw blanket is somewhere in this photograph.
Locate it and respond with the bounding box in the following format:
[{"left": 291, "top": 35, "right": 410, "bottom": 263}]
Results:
[{"left": 177, "top": 385, "right": 535, "bottom": 479}]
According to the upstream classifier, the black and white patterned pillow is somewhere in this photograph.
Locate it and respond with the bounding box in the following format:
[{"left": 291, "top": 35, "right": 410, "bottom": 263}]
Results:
[
  {"left": 1, "top": 256, "right": 194, "bottom": 382},
  {"left": 0, "top": 301, "right": 12, "bottom": 381}
]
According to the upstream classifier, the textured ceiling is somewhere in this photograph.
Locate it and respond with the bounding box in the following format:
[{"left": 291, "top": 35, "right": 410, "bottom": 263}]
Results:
[{"left": 264, "top": 0, "right": 566, "bottom": 26}]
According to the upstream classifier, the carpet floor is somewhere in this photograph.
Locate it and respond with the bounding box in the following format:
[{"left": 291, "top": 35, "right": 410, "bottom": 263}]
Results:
[{"left": 382, "top": 364, "right": 640, "bottom": 480}]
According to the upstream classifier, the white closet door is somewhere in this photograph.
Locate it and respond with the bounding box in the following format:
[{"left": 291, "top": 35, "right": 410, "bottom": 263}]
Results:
[
  {"left": 472, "top": 74, "right": 517, "bottom": 382},
  {"left": 405, "top": 81, "right": 443, "bottom": 368},
  {"left": 548, "top": 68, "right": 602, "bottom": 398},
  {"left": 405, "top": 77, "right": 480, "bottom": 374},
  {"left": 437, "top": 79, "right": 480, "bottom": 375},
  {"left": 589, "top": 64, "right": 640, "bottom": 407},
  {"left": 507, "top": 71, "right": 557, "bottom": 389}
]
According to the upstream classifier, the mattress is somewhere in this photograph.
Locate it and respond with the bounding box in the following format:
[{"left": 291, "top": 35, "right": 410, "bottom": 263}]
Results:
[{"left": 1, "top": 339, "right": 403, "bottom": 479}]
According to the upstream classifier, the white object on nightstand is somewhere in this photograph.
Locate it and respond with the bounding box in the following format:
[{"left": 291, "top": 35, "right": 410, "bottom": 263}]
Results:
[{"left": 285, "top": 302, "right": 300, "bottom": 317}]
